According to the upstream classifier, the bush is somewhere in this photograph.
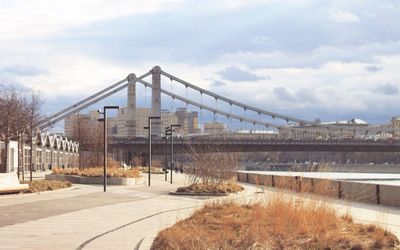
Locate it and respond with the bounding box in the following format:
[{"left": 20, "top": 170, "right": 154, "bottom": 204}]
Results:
[{"left": 184, "top": 144, "right": 239, "bottom": 188}]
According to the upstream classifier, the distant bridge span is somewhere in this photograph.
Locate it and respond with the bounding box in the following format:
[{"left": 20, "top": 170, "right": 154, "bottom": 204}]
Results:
[{"left": 111, "top": 138, "right": 400, "bottom": 155}]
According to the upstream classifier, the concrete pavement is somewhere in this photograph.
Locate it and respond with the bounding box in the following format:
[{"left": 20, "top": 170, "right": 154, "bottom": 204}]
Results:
[
  {"left": 0, "top": 174, "right": 249, "bottom": 250},
  {"left": 0, "top": 173, "right": 399, "bottom": 250}
]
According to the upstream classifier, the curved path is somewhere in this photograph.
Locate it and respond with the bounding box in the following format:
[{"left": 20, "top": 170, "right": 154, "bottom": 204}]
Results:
[{"left": 0, "top": 174, "right": 399, "bottom": 250}]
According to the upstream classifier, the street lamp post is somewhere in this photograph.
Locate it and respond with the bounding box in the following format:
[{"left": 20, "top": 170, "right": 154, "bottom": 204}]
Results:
[
  {"left": 169, "top": 124, "right": 181, "bottom": 184},
  {"left": 144, "top": 116, "right": 161, "bottom": 187},
  {"left": 98, "top": 105, "right": 119, "bottom": 192},
  {"left": 163, "top": 128, "right": 170, "bottom": 182}
]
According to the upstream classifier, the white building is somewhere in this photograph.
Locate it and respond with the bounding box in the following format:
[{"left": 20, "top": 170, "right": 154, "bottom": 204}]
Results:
[{"left": 0, "top": 133, "right": 80, "bottom": 174}]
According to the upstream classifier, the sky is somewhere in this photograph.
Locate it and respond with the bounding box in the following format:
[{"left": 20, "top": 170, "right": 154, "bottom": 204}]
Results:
[{"left": 1, "top": 0, "right": 399, "bottom": 131}]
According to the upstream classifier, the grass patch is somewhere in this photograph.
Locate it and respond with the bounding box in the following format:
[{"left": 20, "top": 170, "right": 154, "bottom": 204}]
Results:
[
  {"left": 176, "top": 182, "right": 244, "bottom": 194},
  {"left": 21, "top": 180, "right": 72, "bottom": 193},
  {"left": 140, "top": 167, "right": 165, "bottom": 174},
  {"left": 152, "top": 197, "right": 399, "bottom": 249},
  {"left": 52, "top": 167, "right": 140, "bottom": 178}
]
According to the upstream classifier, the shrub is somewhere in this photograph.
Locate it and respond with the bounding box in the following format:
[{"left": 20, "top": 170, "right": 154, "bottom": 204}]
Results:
[{"left": 184, "top": 143, "right": 239, "bottom": 189}]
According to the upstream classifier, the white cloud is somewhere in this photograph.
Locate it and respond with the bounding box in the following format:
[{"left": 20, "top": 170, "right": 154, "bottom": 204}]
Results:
[
  {"left": 219, "top": 40, "right": 400, "bottom": 69},
  {"left": 328, "top": 9, "right": 361, "bottom": 23},
  {"left": 3, "top": 48, "right": 399, "bottom": 123},
  {"left": 1, "top": 0, "right": 399, "bottom": 124},
  {"left": 0, "top": 0, "right": 184, "bottom": 39}
]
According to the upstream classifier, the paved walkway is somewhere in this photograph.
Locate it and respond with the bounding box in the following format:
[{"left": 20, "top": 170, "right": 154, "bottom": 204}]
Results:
[{"left": 0, "top": 173, "right": 399, "bottom": 250}]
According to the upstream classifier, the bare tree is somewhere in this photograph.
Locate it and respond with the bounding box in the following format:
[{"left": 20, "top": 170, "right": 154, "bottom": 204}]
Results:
[
  {"left": 184, "top": 141, "right": 238, "bottom": 188},
  {"left": 24, "top": 90, "right": 44, "bottom": 181},
  {"left": 0, "top": 85, "right": 25, "bottom": 173},
  {"left": 69, "top": 114, "right": 103, "bottom": 168}
]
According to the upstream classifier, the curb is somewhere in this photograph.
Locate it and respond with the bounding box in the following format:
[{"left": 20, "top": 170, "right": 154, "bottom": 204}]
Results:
[
  {"left": 0, "top": 186, "right": 76, "bottom": 199},
  {"left": 45, "top": 174, "right": 145, "bottom": 186},
  {"left": 137, "top": 236, "right": 155, "bottom": 250}
]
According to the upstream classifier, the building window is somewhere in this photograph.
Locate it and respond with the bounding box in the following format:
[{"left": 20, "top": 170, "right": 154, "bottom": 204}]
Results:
[
  {"left": 36, "top": 150, "right": 42, "bottom": 170},
  {"left": 53, "top": 152, "right": 58, "bottom": 166},
  {"left": 10, "top": 148, "right": 14, "bottom": 170},
  {"left": 24, "top": 149, "right": 31, "bottom": 171},
  {"left": 60, "top": 153, "right": 64, "bottom": 167},
  {"left": 46, "top": 151, "right": 51, "bottom": 166}
]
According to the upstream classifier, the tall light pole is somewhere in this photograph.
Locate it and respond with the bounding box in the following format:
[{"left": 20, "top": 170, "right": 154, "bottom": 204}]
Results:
[
  {"left": 163, "top": 127, "right": 170, "bottom": 182},
  {"left": 144, "top": 116, "right": 161, "bottom": 187},
  {"left": 98, "top": 105, "right": 119, "bottom": 192},
  {"left": 169, "top": 124, "right": 181, "bottom": 184}
]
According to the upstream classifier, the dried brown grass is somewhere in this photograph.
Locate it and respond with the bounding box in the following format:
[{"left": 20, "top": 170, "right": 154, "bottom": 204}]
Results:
[
  {"left": 52, "top": 167, "right": 140, "bottom": 178},
  {"left": 176, "top": 182, "right": 244, "bottom": 194},
  {"left": 21, "top": 180, "right": 72, "bottom": 193},
  {"left": 152, "top": 196, "right": 399, "bottom": 250},
  {"left": 140, "top": 167, "right": 165, "bottom": 174}
]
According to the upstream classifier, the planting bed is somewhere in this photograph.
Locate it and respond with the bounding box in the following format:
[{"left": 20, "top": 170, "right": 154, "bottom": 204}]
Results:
[
  {"left": 46, "top": 167, "right": 143, "bottom": 186},
  {"left": 171, "top": 182, "right": 244, "bottom": 196},
  {"left": 21, "top": 180, "right": 72, "bottom": 193},
  {"left": 152, "top": 198, "right": 399, "bottom": 249}
]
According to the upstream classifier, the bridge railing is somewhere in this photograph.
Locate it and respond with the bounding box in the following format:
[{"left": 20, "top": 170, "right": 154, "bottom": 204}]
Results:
[{"left": 110, "top": 137, "right": 400, "bottom": 146}]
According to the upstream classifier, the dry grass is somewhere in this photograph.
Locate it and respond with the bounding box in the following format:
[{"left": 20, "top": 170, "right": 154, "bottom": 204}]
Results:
[
  {"left": 21, "top": 180, "right": 72, "bottom": 193},
  {"left": 176, "top": 182, "right": 244, "bottom": 194},
  {"left": 152, "top": 197, "right": 399, "bottom": 250},
  {"left": 140, "top": 167, "right": 165, "bottom": 174},
  {"left": 52, "top": 167, "right": 140, "bottom": 178}
]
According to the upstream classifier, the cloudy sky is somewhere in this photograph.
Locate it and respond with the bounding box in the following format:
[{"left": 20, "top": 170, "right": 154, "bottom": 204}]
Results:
[{"left": 1, "top": 0, "right": 399, "bottom": 130}]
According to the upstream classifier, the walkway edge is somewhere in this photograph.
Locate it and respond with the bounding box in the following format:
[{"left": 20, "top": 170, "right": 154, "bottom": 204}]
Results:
[{"left": 138, "top": 236, "right": 155, "bottom": 250}]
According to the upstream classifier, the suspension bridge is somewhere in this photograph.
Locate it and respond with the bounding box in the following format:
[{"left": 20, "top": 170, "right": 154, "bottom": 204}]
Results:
[{"left": 38, "top": 66, "right": 400, "bottom": 155}]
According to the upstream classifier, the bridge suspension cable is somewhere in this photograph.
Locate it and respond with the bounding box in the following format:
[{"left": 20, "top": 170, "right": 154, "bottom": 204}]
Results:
[
  {"left": 138, "top": 77, "right": 374, "bottom": 137},
  {"left": 160, "top": 70, "right": 312, "bottom": 125},
  {"left": 160, "top": 69, "right": 390, "bottom": 134},
  {"left": 137, "top": 79, "right": 282, "bottom": 129},
  {"left": 39, "top": 71, "right": 152, "bottom": 129}
]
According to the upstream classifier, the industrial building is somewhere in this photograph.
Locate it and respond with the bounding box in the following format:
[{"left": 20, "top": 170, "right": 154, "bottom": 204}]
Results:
[{"left": 0, "top": 132, "right": 80, "bottom": 173}]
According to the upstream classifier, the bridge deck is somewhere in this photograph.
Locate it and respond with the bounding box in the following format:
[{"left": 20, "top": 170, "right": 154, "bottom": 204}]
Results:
[{"left": 110, "top": 138, "right": 400, "bottom": 153}]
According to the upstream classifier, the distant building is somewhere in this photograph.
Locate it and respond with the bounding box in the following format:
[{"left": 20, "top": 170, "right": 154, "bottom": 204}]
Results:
[
  {"left": 65, "top": 107, "right": 199, "bottom": 138},
  {"left": 64, "top": 111, "right": 101, "bottom": 138},
  {"left": 279, "top": 118, "right": 370, "bottom": 139},
  {"left": 392, "top": 117, "right": 400, "bottom": 139},
  {"left": 176, "top": 108, "right": 199, "bottom": 135},
  {"left": 204, "top": 122, "right": 227, "bottom": 134}
]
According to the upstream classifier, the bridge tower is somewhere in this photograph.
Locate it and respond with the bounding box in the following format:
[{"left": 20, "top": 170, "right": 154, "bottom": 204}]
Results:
[
  {"left": 151, "top": 66, "right": 162, "bottom": 136},
  {"left": 126, "top": 73, "right": 137, "bottom": 137}
]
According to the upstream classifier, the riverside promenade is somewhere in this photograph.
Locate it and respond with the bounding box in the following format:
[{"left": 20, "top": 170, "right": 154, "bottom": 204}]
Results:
[{"left": 0, "top": 173, "right": 399, "bottom": 250}]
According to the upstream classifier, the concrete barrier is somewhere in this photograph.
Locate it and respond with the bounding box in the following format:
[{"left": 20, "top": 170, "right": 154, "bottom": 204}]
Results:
[
  {"left": 237, "top": 171, "right": 400, "bottom": 208},
  {"left": 237, "top": 172, "right": 247, "bottom": 183},
  {"left": 274, "top": 175, "right": 297, "bottom": 190},
  {"left": 340, "top": 181, "right": 378, "bottom": 204},
  {"left": 45, "top": 174, "right": 144, "bottom": 186},
  {"left": 380, "top": 185, "right": 400, "bottom": 207},
  {"left": 312, "top": 178, "right": 338, "bottom": 198},
  {"left": 0, "top": 173, "right": 29, "bottom": 194}
]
